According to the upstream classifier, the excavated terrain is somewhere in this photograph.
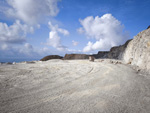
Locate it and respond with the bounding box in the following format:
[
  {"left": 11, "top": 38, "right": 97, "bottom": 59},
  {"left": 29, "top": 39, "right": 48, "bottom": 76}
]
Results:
[{"left": 0, "top": 59, "right": 150, "bottom": 113}]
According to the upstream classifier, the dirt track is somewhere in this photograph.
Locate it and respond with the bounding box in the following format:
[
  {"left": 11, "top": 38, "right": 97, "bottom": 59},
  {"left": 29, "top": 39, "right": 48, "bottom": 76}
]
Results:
[{"left": 0, "top": 59, "right": 150, "bottom": 113}]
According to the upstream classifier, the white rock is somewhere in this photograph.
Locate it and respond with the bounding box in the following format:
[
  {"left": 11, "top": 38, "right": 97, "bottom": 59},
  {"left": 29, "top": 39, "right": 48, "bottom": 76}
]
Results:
[{"left": 123, "top": 28, "right": 150, "bottom": 72}]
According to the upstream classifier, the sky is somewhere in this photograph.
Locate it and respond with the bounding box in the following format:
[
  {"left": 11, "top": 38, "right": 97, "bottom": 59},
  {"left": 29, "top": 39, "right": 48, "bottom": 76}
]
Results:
[{"left": 0, "top": 0, "right": 150, "bottom": 61}]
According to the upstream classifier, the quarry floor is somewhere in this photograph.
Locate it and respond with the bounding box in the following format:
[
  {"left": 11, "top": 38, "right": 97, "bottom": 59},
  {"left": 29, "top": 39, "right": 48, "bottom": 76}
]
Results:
[{"left": 0, "top": 59, "right": 150, "bottom": 113}]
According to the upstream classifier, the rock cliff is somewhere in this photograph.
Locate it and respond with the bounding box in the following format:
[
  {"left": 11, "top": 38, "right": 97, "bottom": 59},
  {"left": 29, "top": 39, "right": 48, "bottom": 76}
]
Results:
[
  {"left": 123, "top": 28, "right": 150, "bottom": 71},
  {"left": 92, "top": 51, "right": 109, "bottom": 59},
  {"left": 106, "top": 39, "right": 132, "bottom": 59},
  {"left": 97, "top": 40, "right": 132, "bottom": 59},
  {"left": 95, "top": 27, "right": 150, "bottom": 72},
  {"left": 40, "top": 55, "right": 63, "bottom": 61},
  {"left": 63, "top": 54, "right": 89, "bottom": 60}
]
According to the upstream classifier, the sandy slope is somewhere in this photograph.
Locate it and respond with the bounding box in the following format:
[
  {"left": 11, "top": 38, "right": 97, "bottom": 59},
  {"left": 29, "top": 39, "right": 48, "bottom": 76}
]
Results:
[{"left": 0, "top": 59, "right": 150, "bottom": 113}]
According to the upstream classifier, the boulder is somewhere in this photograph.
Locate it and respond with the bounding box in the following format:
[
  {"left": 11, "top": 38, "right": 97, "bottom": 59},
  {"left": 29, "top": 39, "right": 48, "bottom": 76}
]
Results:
[
  {"left": 40, "top": 55, "right": 63, "bottom": 61},
  {"left": 89, "top": 56, "right": 95, "bottom": 62}
]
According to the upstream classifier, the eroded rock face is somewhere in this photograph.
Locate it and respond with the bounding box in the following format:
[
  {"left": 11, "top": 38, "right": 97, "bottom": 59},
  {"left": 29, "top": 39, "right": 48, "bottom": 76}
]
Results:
[
  {"left": 97, "top": 40, "right": 131, "bottom": 59},
  {"left": 147, "top": 25, "right": 150, "bottom": 29},
  {"left": 106, "top": 39, "right": 132, "bottom": 59},
  {"left": 40, "top": 55, "right": 63, "bottom": 61},
  {"left": 94, "top": 51, "right": 109, "bottom": 59},
  {"left": 63, "top": 54, "right": 89, "bottom": 60},
  {"left": 123, "top": 28, "right": 150, "bottom": 71}
]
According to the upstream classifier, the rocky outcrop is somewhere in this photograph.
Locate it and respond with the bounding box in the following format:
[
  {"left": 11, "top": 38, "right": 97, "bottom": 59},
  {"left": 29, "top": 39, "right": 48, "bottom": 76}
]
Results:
[
  {"left": 96, "top": 40, "right": 132, "bottom": 59},
  {"left": 123, "top": 28, "right": 150, "bottom": 71},
  {"left": 40, "top": 55, "right": 63, "bottom": 61},
  {"left": 92, "top": 51, "right": 109, "bottom": 59},
  {"left": 106, "top": 39, "right": 132, "bottom": 59},
  {"left": 63, "top": 54, "right": 89, "bottom": 60}
]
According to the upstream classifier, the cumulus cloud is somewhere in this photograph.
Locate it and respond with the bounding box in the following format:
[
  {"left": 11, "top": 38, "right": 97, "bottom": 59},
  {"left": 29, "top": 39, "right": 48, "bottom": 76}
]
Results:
[
  {"left": 47, "top": 22, "right": 69, "bottom": 51},
  {"left": 0, "top": 20, "right": 33, "bottom": 44},
  {"left": 5, "top": 0, "right": 60, "bottom": 24},
  {"left": 78, "top": 14, "right": 129, "bottom": 52},
  {"left": 0, "top": 42, "right": 51, "bottom": 59},
  {"left": 0, "top": 0, "right": 63, "bottom": 59},
  {"left": 0, "top": 43, "right": 9, "bottom": 51},
  {"left": 72, "top": 40, "right": 79, "bottom": 46},
  {"left": 24, "top": 43, "right": 33, "bottom": 49},
  {"left": 0, "top": 20, "right": 38, "bottom": 58}
]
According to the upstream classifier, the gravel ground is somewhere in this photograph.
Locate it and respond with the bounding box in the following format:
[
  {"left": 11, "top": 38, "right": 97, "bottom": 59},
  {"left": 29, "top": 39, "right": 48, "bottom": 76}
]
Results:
[{"left": 0, "top": 59, "right": 150, "bottom": 113}]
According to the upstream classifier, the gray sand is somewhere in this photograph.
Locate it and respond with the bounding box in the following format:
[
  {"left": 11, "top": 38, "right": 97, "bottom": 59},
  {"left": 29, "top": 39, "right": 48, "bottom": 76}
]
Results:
[{"left": 0, "top": 59, "right": 150, "bottom": 113}]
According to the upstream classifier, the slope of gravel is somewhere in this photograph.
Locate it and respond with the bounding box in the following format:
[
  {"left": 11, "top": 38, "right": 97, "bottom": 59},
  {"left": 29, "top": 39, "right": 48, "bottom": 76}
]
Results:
[{"left": 0, "top": 59, "right": 150, "bottom": 113}]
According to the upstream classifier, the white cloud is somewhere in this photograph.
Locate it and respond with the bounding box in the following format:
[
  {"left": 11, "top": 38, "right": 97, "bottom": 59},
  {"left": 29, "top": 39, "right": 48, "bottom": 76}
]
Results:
[
  {"left": 0, "top": 20, "right": 33, "bottom": 44},
  {"left": 5, "top": 0, "right": 60, "bottom": 24},
  {"left": 83, "top": 41, "right": 93, "bottom": 52},
  {"left": 72, "top": 40, "right": 79, "bottom": 46},
  {"left": 77, "top": 27, "right": 84, "bottom": 34},
  {"left": 48, "top": 22, "right": 69, "bottom": 35},
  {"left": 24, "top": 43, "right": 33, "bottom": 49},
  {"left": 17, "top": 43, "right": 34, "bottom": 56},
  {"left": 67, "top": 49, "right": 82, "bottom": 53},
  {"left": 0, "top": 20, "right": 40, "bottom": 58},
  {"left": 0, "top": 0, "right": 64, "bottom": 59},
  {"left": 0, "top": 43, "right": 9, "bottom": 50},
  {"left": 0, "top": 42, "right": 51, "bottom": 59},
  {"left": 47, "top": 22, "right": 69, "bottom": 51},
  {"left": 78, "top": 14, "right": 129, "bottom": 52}
]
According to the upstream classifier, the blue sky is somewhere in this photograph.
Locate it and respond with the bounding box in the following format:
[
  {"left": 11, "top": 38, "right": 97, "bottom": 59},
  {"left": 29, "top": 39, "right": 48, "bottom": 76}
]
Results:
[{"left": 0, "top": 0, "right": 150, "bottom": 61}]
